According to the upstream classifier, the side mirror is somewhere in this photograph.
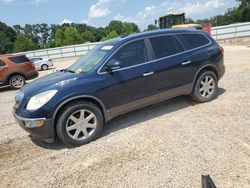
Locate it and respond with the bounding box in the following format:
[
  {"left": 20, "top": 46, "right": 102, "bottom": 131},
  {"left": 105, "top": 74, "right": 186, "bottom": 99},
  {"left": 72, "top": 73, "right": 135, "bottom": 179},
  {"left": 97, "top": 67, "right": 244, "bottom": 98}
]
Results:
[{"left": 105, "top": 59, "right": 121, "bottom": 72}]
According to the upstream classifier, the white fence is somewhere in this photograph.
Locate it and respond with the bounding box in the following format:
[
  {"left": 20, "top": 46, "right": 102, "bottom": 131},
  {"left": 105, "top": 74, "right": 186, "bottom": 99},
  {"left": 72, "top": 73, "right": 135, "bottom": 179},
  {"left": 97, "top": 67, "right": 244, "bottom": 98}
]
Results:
[
  {"left": 18, "top": 22, "right": 250, "bottom": 60},
  {"left": 21, "top": 42, "right": 101, "bottom": 59},
  {"left": 211, "top": 22, "right": 250, "bottom": 40}
]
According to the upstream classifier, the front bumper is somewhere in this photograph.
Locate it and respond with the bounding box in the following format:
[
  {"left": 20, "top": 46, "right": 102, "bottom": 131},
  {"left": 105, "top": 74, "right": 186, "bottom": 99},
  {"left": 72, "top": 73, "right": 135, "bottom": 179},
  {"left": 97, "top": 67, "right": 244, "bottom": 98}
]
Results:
[{"left": 13, "top": 113, "right": 55, "bottom": 143}]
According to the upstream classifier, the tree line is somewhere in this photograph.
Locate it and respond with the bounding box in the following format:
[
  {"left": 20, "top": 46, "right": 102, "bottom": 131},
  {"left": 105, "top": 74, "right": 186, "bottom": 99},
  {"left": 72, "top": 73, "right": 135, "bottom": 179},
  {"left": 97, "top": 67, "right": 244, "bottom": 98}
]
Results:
[
  {"left": 196, "top": 0, "right": 250, "bottom": 25},
  {"left": 0, "top": 0, "right": 249, "bottom": 55},
  {"left": 0, "top": 20, "right": 140, "bottom": 54}
]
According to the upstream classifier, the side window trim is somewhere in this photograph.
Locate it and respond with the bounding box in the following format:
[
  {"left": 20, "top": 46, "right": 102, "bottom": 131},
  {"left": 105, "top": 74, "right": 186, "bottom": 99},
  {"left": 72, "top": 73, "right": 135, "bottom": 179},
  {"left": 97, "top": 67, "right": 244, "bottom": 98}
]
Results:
[
  {"left": 100, "top": 39, "right": 148, "bottom": 72},
  {"left": 0, "top": 60, "right": 6, "bottom": 67},
  {"left": 98, "top": 33, "right": 212, "bottom": 74}
]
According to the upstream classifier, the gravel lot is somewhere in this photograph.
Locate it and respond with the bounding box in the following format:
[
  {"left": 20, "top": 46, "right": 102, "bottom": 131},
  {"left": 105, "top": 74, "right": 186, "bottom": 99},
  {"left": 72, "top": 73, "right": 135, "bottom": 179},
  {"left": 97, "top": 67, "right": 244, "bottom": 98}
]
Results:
[{"left": 0, "top": 45, "right": 250, "bottom": 188}]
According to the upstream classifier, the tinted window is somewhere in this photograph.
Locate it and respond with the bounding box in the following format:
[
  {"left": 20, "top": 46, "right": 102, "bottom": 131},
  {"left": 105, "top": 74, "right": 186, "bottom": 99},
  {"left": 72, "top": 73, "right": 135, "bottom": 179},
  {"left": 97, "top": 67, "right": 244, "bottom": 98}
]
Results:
[
  {"left": 177, "top": 34, "right": 210, "bottom": 50},
  {"left": 0, "top": 60, "right": 6, "bottom": 66},
  {"left": 149, "top": 35, "right": 184, "bottom": 59},
  {"left": 30, "top": 58, "right": 42, "bottom": 62},
  {"left": 113, "top": 40, "right": 147, "bottom": 68},
  {"left": 9, "top": 56, "right": 30, "bottom": 63}
]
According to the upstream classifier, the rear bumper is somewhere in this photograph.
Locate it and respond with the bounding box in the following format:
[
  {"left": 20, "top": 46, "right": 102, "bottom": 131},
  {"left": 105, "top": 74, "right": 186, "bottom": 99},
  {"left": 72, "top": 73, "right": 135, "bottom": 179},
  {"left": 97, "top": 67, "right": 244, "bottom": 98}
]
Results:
[
  {"left": 26, "top": 71, "right": 39, "bottom": 80},
  {"left": 13, "top": 113, "right": 55, "bottom": 143},
  {"left": 218, "top": 64, "right": 225, "bottom": 80}
]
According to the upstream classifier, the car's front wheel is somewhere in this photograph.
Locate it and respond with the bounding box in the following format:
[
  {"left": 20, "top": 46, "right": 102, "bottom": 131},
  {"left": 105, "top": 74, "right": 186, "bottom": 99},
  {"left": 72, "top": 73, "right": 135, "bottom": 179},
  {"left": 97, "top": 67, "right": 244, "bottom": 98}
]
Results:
[
  {"left": 191, "top": 71, "right": 218, "bottom": 103},
  {"left": 56, "top": 101, "right": 103, "bottom": 146}
]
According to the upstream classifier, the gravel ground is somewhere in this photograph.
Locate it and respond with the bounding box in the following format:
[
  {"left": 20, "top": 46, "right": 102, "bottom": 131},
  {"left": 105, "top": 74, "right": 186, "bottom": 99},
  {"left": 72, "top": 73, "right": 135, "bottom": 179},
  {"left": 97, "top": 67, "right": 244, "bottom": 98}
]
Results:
[{"left": 0, "top": 45, "right": 250, "bottom": 188}]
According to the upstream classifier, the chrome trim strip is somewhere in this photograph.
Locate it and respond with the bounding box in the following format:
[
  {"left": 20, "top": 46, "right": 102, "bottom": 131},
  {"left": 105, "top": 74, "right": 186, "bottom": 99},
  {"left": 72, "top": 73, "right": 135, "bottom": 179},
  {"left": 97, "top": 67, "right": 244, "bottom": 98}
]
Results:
[
  {"left": 97, "top": 33, "right": 212, "bottom": 75},
  {"left": 13, "top": 113, "right": 46, "bottom": 121},
  {"left": 182, "top": 61, "right": 192, "bottom": 65},
  {"left": 143, "top": 72, "right": 154, "bottom": 77}
]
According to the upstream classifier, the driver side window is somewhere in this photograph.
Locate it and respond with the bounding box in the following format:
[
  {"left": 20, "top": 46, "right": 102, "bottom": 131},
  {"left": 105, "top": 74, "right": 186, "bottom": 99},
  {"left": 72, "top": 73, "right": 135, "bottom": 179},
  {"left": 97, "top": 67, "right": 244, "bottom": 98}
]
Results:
[{"left": 113, "top": 40, "right": 148, "bottom": 68}]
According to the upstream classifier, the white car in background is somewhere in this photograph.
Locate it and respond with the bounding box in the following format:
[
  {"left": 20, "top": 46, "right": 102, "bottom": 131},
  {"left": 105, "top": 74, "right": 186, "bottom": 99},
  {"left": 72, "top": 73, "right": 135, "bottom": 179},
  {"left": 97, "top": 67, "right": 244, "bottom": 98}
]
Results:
[{"left": 29, "top": 57, "right": 53, "bottom": 71}]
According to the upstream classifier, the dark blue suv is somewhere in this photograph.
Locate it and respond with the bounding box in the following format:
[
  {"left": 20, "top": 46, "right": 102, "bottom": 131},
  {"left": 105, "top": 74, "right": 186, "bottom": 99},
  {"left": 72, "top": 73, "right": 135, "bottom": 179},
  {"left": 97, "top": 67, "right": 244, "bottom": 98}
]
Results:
[{"left": 13, "top": 29, "right": 225, "bottom": 146}]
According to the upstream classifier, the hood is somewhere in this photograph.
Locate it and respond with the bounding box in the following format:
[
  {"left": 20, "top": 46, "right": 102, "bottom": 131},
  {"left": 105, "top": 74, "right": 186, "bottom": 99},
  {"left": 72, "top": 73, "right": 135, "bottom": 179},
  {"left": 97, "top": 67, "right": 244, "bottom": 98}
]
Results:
[{"left": 22, "top": 71, "right": 79, "bottom": 96}]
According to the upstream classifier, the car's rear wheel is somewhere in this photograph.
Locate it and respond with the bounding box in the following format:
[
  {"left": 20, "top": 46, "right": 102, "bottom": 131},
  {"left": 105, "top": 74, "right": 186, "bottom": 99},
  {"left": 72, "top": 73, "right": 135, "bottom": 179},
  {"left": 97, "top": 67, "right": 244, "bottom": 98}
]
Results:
[
  {"left": 191, "top": 71, "right": 218, "bottom": 103},
  {"left": 41, "top": 64, "right": 48, "bottom": 70},
  {"left": 9, "top": 75, "right": 26, "bottom": 89},
  {"left": 56, "top": 101, "right": 103, "bottom": 146}
]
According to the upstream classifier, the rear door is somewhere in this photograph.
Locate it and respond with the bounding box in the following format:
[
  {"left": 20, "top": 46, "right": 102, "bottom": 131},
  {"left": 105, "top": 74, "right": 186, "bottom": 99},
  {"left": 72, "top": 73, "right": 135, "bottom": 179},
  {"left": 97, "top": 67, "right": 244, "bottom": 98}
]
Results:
[
  {"left": 99, "top": 39, "right": 157, "bottom": 117},
  {"left": 149, "top": 34, "right": 193, "bottom": 100}
]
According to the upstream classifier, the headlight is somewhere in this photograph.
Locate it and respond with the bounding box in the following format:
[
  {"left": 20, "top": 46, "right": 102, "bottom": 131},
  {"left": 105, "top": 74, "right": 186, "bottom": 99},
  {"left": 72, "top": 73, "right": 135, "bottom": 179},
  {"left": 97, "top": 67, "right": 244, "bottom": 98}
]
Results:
[{"left": 27, "top": 90, "right": 57, "bottom": 111}]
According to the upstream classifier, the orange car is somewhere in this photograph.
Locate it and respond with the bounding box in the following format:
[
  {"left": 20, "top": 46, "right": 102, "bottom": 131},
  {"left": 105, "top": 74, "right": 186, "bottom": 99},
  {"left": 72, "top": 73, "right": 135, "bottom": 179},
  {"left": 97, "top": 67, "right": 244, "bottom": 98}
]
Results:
[{"left": 0, "top": 54, "right": 38, "bottom": 89}]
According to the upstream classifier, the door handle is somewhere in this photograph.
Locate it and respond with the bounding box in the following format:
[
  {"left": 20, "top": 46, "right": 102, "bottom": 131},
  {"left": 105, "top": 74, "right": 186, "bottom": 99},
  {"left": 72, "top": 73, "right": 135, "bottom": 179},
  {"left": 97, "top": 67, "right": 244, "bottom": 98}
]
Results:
[
  {"left": 182, "top": 61, "right": 192, "bottom": 65},
  {"left": 143, "top": 71, "right": 154, "bottom": 77}
]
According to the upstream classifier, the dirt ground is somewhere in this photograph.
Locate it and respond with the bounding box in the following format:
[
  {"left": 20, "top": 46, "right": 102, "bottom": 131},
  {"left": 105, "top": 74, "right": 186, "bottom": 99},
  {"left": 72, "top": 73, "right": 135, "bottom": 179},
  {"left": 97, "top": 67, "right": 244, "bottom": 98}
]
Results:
[{"left": 0, "top": 45, "right": 250, "bottom": 188}]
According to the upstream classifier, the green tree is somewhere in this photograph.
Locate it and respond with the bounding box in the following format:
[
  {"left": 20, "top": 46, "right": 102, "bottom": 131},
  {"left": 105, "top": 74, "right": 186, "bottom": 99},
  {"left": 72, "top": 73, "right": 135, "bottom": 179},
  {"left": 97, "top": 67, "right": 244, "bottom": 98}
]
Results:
[
  {"left": 13, "top": 34, "right": 37, "bottom": 52},
  {"left": 236, "top": 0, "right": 250, "bottom": 22},
  {"left": 92, "top": 27, "right": 106, "bottom": 42},
  {"left": 145, "top": 24, "right": 158, "bottom": 31},
  {"left": 0, "top": 21, "right": 16, "bottom": 54},
  {"left": 55, "top": 28, "right": 65, "bottom": 46},
  {"left": 123, "top": 22, "right": 140, "bottom": 35},
  {"left": 101, "top": 30, "right": 119, "bottom": 41},
  {"left": 196, "top": 19, "right": 211, "bottom": 24},
  {"left": 64, "top": 27, "right": 82, "bottom": 45},
  {"left": 82, "top": 31, "right": 96, "bottom": 43},
  {"left": 107, "top": 20, "right": 124, "bottom": 35},
  {"left": 185, "top": 18, "right": 196, "bottom": 24}
]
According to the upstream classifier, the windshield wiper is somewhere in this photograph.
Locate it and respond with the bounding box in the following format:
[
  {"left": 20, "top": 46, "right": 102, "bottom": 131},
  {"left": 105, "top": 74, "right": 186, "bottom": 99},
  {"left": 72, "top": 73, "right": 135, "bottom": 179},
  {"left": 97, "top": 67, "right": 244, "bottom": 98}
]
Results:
[{"left": 63, "top": 69, "right": 75, "bottom": 73}]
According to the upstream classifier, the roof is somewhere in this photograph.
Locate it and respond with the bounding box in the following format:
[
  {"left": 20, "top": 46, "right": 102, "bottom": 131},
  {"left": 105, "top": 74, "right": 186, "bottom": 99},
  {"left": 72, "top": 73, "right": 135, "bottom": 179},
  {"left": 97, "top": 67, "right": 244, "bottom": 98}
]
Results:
[
  {"left": 0, "top": 54, "right": 25, "bottom": 58},
  {"left": 119, "top": 28, "right": 200, "bottom": 43},
  {"left": 159, "top": 13, "right": 185, "bottom": 19}
]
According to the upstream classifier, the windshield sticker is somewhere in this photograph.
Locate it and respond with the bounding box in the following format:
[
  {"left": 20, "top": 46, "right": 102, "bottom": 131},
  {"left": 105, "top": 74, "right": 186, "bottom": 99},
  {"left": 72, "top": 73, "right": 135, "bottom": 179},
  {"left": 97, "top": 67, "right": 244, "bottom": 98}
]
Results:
[
  {"left": 75, "top": 69, "right": 82, "bottom": 74},
  {"left": 101, "top": 45, "right": 113, "bottom": 51}
]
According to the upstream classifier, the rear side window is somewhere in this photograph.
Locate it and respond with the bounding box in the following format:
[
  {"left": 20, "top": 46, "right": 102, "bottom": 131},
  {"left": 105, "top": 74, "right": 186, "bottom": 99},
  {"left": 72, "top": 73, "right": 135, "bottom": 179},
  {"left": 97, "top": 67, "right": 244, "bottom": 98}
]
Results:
[
  {"left": 9, "top": 56, "right": 30, "bottom": 64},
  {"left": 0, "top": 60, "right": 6, "bottom": 66},
  {"left": 31, "top": 58, "right": 42, "bottom": 62},
  {"left": 113, "top": 40, "right": 147, "bottom": 68},
  {"left": 177, "top": 34, "right": 210, "bottom": 50},
  {"left": 149, "top": 35, "right": 184, "bottom": 59}
]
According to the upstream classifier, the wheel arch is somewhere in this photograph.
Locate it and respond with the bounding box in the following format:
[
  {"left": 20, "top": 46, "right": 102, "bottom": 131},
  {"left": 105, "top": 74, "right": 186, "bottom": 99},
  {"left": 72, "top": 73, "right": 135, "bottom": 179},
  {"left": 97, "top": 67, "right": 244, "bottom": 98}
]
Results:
[
  {"left": 192, "top": 64, "right": 219, "bottom": 89},
  {"left": 8, "top": 72, "right": 27, "bottom": 82},
  {"left": 53, "top": 96, "right": 108, "bottom": 130}
]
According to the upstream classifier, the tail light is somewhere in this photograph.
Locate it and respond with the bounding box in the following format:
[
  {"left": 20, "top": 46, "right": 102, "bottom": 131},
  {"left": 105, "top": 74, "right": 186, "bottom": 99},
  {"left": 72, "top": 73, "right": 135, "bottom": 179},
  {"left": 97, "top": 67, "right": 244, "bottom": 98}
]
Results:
[
  {"left": 220, "top": 46, "right": 224, "bottom": 53},
  {"left": 26, "top": 62, "right": 35, "bottom": 69},
  {"left": 48, "top": 59, "right": 52, "bottom": 62}
]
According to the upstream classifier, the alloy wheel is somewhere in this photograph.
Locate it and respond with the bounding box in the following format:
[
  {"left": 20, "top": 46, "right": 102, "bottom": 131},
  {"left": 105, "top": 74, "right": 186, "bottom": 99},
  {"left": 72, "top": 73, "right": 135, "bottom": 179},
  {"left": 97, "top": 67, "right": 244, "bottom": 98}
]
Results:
[
  {"left": 66, "top": 109, "right": 97, "bottom": 141},
  {"left": 199, "top": 75, "right": 215, "bottom": 98},
  {"left": 11, "top": 77, "right": 25, "bottom": 88}
]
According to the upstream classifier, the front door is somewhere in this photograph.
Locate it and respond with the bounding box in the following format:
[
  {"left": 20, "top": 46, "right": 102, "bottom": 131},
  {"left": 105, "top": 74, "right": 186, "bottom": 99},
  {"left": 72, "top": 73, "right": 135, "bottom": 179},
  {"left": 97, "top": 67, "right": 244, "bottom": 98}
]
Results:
[{"left": 100, "top": 39, "right": 157, "bottom": 118}]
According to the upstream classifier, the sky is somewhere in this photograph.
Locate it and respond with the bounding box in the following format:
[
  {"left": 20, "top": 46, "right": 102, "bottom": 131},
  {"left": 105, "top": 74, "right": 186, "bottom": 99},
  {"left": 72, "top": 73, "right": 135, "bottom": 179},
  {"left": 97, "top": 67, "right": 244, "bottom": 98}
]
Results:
[{"left": 0, "top": 0, "right": 238, "bottom": 29}]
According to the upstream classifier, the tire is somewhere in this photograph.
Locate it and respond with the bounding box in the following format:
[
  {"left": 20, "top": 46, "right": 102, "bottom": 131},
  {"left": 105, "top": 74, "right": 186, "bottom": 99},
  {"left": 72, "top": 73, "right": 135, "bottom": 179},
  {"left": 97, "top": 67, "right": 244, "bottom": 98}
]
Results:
[
  {"left": 56, "top": 101, "right": 103, "bottom": 146},
  {"left": 191, "top": 71, "right": 218, "bottom": 103},
  {"left": 9, "top": 75, "right": 26, "bottom": 89},
  {"left": 41, "top": 64, "right": 48, "bottom": 70}
]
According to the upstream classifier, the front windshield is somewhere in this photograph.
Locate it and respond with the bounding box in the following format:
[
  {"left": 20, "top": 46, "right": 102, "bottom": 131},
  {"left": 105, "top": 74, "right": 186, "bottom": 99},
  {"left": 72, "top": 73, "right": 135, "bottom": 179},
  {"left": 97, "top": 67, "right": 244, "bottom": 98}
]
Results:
[{"left": 67, "top": 44, "right": 114, "bottom": 74}]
